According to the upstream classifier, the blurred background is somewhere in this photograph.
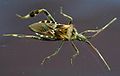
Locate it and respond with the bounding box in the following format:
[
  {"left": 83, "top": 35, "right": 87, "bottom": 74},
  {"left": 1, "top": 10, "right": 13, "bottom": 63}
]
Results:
[{"left": 0, "top": 0, "right": 120, "bottom": 76}]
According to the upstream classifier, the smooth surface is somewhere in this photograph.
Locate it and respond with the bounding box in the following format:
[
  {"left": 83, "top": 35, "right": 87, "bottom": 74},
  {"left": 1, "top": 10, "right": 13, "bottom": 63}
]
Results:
[{"left": 0, "top": 0, "right": 120, "bottom": 76}]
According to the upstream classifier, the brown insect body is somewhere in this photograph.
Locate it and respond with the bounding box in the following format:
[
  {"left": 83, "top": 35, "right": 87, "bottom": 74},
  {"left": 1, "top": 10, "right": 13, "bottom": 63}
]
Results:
[
  {"left": 29, "top": 20, "right": 77, "bottom": 40},
  {"left": 0, "top": 8, "right": 117, "bottom": 70},
  {"left": 55, "top": 24, "right": 77, "bottom": 40}
]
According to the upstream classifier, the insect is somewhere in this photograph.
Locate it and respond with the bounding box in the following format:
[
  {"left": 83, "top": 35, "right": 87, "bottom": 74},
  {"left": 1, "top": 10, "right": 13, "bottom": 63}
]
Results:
[{"left": 0, "top": 7, "right": 117, "bottom": 71}]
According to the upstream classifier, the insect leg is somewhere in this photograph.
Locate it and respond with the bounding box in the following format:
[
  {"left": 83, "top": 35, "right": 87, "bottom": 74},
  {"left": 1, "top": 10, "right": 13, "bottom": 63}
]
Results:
[
  {"left": 86, "top": 40, "right": 111, "bottom": 70},
  {"left": 41, "top": 41, "right": 64, "bottom": 65},
  {"left": 0, "top": 34, "right": 41, "bottom": 40},
  {"left": 60, "top": 7, "right": 73, "bottom": 24},
  {"left": 70, "top": 41, "right": 80, "bottom": 64},
  {"left": 16, "top": 9, "right": 56, "bottom": 22},
  {"left": 81, "top": 18, "right": 117, "bottom": 38}
]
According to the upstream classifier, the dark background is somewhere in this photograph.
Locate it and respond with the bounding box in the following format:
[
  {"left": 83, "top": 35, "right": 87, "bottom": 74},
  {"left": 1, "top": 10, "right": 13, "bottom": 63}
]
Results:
[{"left": 0, "top": 0, "right": 120, "bottom": 76}]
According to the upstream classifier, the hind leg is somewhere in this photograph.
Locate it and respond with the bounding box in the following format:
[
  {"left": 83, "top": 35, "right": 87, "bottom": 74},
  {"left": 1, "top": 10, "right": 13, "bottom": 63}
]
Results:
[
  {"left": 16, "top": 9, "right": 56, "bottom": 22},
  {"left": 0, "top": 34, "right": 42, "bottom": 40}
]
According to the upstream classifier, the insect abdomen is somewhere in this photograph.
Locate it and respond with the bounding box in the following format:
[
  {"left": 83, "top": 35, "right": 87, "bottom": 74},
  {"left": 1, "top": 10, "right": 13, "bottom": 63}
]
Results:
[{"left": 28, "top": 20, "right": 57, "bottom": 33}]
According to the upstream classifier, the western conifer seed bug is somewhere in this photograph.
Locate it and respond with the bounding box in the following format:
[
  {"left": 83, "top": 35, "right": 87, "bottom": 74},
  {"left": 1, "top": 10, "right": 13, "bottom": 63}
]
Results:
[{"left": 0, "top": 7, "right": 117, "bottom": 71}]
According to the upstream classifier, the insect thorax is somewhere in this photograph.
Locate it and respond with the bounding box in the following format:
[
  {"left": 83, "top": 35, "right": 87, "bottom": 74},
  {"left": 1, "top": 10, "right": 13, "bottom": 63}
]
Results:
[{"left": 55, "top": 24, "right": 78, "bottom": 40}]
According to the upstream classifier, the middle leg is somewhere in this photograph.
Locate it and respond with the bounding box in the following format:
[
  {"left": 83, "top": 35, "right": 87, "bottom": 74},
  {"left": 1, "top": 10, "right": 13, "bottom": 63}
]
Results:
[
  {"left": 41, "top": 41, "right": 64, "bottom": 65},
  {"left": 70, "top": 41, "right": 80, "bottom": 64},
  {"left": 60, "top": 7, "right": 73, "bottom": 24}
]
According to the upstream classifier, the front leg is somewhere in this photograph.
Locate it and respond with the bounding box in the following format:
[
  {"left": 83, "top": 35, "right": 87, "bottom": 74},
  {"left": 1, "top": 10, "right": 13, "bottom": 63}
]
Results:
[{"left": 80, "top": 18, "right": 117, "bottom": 38}]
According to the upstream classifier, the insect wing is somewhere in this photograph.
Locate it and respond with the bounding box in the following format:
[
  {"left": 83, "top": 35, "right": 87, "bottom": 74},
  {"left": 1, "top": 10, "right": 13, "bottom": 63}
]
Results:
[
  {"left": 29, "top": 21, "right": 57, "bottom": 36},
  {"left": 29, "top": 22, "right": 49, "bottom": 33}
]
